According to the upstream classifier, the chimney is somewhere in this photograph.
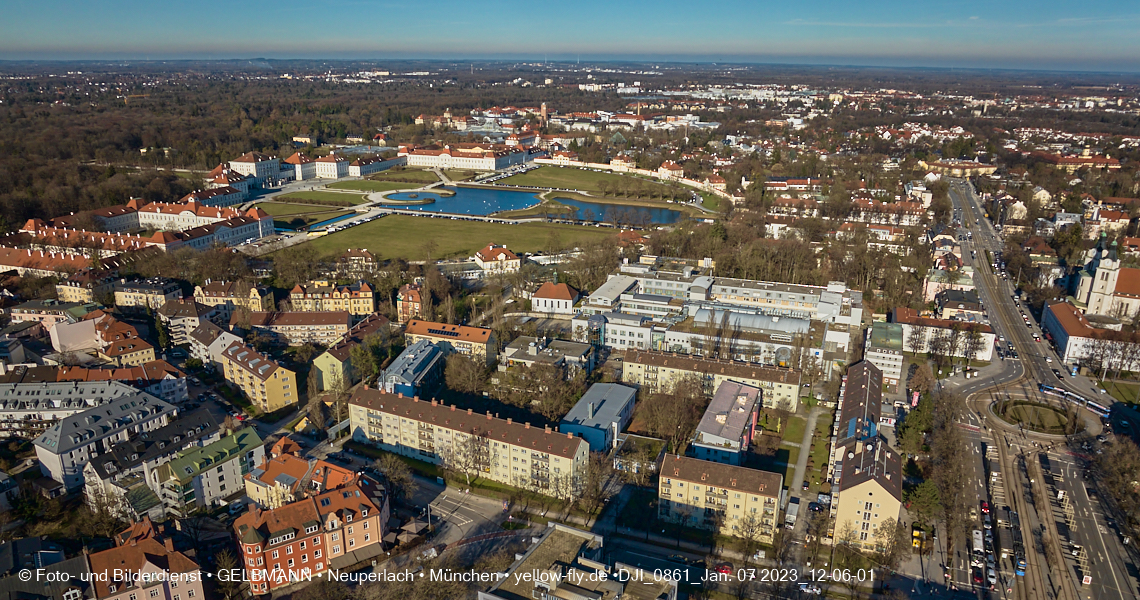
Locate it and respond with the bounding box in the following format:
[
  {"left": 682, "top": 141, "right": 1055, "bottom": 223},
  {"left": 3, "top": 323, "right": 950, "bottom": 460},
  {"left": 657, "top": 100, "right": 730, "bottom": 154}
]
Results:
[
  {"left": 164, "top": 537, "right": 174, "bottom": 552},
  {"left": 567, "top": 432, "right": 573, "bottom": 439},
  {"left": 507, "top": 418, "right": 512, "bottom": 424},
  {"left": 450, "top": 405, "right": 456, "bottom": 412},
  {"left": 467, "top": 408, "right": 473, "bottom": 415},
  {"left": 587, "top": 402, "right": 595, "bottom": 420},
  {"left": 525, "top": 423, "right": 530, "bottom": 429}
]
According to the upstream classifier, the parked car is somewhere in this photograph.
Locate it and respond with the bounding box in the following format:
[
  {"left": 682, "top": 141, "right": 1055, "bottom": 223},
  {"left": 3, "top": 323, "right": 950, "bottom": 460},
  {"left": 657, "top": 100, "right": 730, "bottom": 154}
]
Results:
[{"left": 714, "top": 562, "right": 733, "bottom": 575}]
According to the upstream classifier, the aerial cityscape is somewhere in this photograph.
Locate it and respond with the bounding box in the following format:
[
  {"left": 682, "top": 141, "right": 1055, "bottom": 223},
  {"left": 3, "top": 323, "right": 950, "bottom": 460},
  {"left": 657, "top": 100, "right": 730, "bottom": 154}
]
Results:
[{"left": 1, "top": 4, "right": 1140, "bottom": 600}]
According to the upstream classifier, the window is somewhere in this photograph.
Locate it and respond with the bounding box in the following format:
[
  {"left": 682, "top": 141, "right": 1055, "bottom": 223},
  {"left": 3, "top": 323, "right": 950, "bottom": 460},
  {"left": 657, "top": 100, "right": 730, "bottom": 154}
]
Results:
[
  {"left": 363, "top": 522, "right": 369, "bottom": 530},
  {"left": 109, "top": 587, "right": 117, "bottom": 594},
  {"left": 302, "top": 555, "right": 307, "bottom": 563},
  {"left": 130, "top": 595, "right": 137, "bottom": 600},
  {"left": 349, "top": 539, "right": 355, "bottom": 548},
  {"left": 333, "top": 546, "right": 341, "bottom": 554},
  {"left": 150, "top": 590, "right": 160, "bottom": 598},
  {"left": 314, "top": 549, "right": 322, "bottom": 558},
  {"left": 331, "top": 533, "right": 339, "bottom": 541},
  {"left": 272, "top": 550, "right": 279, "bottom": 559},
  {"left": 286, "top": 546, "right": 293, "bottom": 555},
  {"left": 364, "top": 534, "right": 370, "bottom": 542},
  {"left": 288, "top": 559, "right": 294, "bottom": 568},
  {"left": 347, "top": 526, "right": 354, "bottom": 535},
  {"left": 188, "top": 590, "right": 195, "bottom": 598},
  {"left": 300, "top": 541, "right": 306, "bottom": 550}
]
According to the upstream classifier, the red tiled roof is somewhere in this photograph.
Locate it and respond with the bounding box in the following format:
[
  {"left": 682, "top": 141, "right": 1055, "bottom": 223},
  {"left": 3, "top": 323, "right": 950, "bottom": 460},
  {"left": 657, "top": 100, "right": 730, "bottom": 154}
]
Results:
[{"left": 533, "top": 282, "right": 579, "bottom": 302}]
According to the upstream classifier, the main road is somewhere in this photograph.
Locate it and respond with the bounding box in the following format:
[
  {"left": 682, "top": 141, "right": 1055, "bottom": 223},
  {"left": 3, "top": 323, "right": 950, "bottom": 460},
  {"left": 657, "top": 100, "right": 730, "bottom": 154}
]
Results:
[{"left": 949, "top": 179, "right": 1137, "bottom": 600}]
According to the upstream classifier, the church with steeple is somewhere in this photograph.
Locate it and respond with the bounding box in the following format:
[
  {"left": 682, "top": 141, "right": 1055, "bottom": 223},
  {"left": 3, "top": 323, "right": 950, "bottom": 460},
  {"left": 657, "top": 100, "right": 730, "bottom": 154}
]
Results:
[{"left": 1073, "top": 232, "right": 1140, "bottom": 320}]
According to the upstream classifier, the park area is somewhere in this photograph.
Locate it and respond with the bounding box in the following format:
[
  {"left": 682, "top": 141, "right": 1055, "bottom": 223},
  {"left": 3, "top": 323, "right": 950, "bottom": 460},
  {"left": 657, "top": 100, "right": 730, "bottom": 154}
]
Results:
[
  {"left": 305, "top": 214, "right": 615, "bottom": 260},
  {"left": 256, "top": 202, "right": 354, "bottom": 229},
  {"left": 275, "top": 190, "right": 369, "bottom": 205},
  {"left": 366, "top": 168, "right": 440, "bottom": 183},
  {"left": 327, "top": 180, "right": 424, "bottom": 193}
]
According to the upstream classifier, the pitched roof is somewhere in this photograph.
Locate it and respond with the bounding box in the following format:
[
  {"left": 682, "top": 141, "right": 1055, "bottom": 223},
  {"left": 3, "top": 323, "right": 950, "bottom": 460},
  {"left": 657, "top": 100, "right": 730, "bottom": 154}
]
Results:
[
  {"left": 661, "top": 454, "right": 781, "bottom": 497},
  {"left": 231, "top": 151, "right": 275, "bottom": 163},
  {"left": 221, "top": 342, "right": 283, "bottom": 381},
  {"left": 349, "top": 389, "right": 587, "bottom": 459},
  {"left": 533, "top": 282, "right": 579, "bottom": 302},
  {"left": 242, "top": 311, "right": 351, "bottom": 328},
  {"left": 404, "top": 319, "right": 491, "bottom": 344}
]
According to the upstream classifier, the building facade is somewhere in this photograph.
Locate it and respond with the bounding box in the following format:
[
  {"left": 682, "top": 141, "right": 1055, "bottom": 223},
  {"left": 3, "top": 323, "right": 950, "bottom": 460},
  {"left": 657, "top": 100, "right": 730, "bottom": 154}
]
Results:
[
  {"left": 220, "top": 343, "right": 298, "bottom": 413},
  {"left": 658, "top": 454, "right": 781, "bottom": 543},
  {"left": 349, "top": 390, "right": 589, "bottom": 498}
]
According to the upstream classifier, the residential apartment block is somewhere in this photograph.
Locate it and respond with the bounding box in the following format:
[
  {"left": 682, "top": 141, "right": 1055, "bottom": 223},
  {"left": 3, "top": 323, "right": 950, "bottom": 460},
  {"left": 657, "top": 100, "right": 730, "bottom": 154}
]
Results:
[
  {"left": 33, "top": 391, "right": 176, "bottom": 490},
  {"left": 690, "top": 381, "right": 760, "bottom": 466},
  {"left": 827, "top": 362, "right": 903, "bottom": 548},
  {"left": 621, "top": 349, "right": 802, "bottom": 412},
  {"left": 156, "top": 427, "right": 264, "bottom": 517},
  {"left": 658, "top": 454, "right": 782, "bottom": 543},
  {"left": 404, "top": 319, "right": 496, "bottom": 366},
  {"left": 288, "top": 280, "right": 376, "bottom": 319},
  {"left": 559, "top": 383, "right": 636, "bottom": 453},
  {"left": 235, "top": 474, "right": 390, "bottom": 595},
  {"left": 240, "top": 311, "right": 351, "bottom": 347},
  {"left": 113, "top": 278, "right": 183, "bottom": 312},
  {"left": 193, "top": 280, "right": 274, "bottom": 320},
  {"left": 83, "top": 405, "right": 226, "bottom": 522},
  {"left": 311, "top": 314, "right": 390, "bottom": 391},
  {"left": 87, "top": 525, "right": 205, "bottom": 600},
  {"left": 220, "top": 342, "right": 298, "bottom": 413},
  {"left": 156, "top": 300, "right": 217, "bottom": 346},
  {"left": 864, "top": 322, "right": 904, "bottom": 392},
  {"left": 396, "top": 283, "right": 424, "bottom": 324},
  {"left": 188, "top": 321, "right": 242, "bottom": 371},
  {"left": 380, "top": 339, "right": 443, "bottom": 396},
  {"left": 349, "top": 389, "right": 589, "bottom": 498}
]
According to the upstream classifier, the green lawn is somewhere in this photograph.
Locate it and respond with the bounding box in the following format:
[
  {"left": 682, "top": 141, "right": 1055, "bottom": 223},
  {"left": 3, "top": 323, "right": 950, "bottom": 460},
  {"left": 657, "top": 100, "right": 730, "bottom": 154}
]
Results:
[
  {"left": 444, "top": 169, "right": 480, "bottom": 182},
  {"left": 276, "top": 191, "right": 369, "bottom": 204},
  {"left": 1097, "top": 380, "right": 1138, "bottom": 404},
  {"left": 700, "top": 193, "right": 721, "bottom": 211},
  {"left": 305, "top": 214, "right": 615, "bottom": 260},
  {"left": 499, "top": 165, "right": 677, "bottom": 196},
  {"left": 783, "top": 416, "right": 807, "bottom": 444},
  {"left": 326, "top": 180, "right": 424, "bottom": 192},
  {"left": 367, "top": 169, "right": 440, "bottom": 183},
  {"left": 256, "top": 202, "right": 345, "bottom": 217}
]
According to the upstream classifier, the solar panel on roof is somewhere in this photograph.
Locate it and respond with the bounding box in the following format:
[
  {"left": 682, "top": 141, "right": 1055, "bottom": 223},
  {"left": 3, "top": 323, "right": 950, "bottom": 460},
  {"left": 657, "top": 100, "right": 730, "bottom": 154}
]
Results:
[{"left": 847, "top": 418, "right": 857, "bottom": 439}]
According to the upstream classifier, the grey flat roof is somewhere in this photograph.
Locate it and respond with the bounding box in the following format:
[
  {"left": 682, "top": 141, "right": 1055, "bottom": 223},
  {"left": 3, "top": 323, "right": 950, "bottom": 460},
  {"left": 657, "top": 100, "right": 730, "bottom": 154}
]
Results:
[
  {"left": 561, "top": 383, "right": 636, "bottom": 429},
  {"left": 382, "top": 339, "right": 442, "bottom": 385},
  {"left": 694, "top": 381, "right": 760, "bottom": 445},
  {"left": 34, "top": 391, "right": 175, "bottom": 454}
]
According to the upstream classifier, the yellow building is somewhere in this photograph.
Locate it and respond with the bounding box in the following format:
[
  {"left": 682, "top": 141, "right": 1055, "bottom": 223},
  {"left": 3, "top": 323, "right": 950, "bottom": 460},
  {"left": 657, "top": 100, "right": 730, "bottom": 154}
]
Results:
[
  {"left": 349, "top": 389, "right": 589, "bottom": 499},
  {"left": 194, "top": 280, "right": 274, "bottom": 320},
  {"left": 404, "top": 319, "right": 496, "bottom": 366},
  {"left": 98, "top": 338, "right": 156, "bottom": 367},
  {"left": 220, "top": 341, "right": 299, "bottom": 413},
  {"left": 827, "top": 361, "right": 904, "bottom": 548},
  {"left": 289, "top": 280, "right": 375, "bottom": 319},
  {"left": 622, "top": 349, "right": 802, "bottom": 412},
  {"left": 113, "top": 277, "right": 182, "bottom": 312},
  {"left": 658, "top": 454, "right": 782, "bottom": 543},
  {"left": 56, "top": 271, "right": 114, "bottom": 304}
]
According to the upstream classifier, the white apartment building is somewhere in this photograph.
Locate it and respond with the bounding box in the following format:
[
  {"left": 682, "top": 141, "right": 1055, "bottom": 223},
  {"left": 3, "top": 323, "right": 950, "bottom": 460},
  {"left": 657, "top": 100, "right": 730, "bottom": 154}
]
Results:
[
  {"left": 156, "top": 427, "right": 265, "bottom": 516},
  {"left": 33, "top": 391, "right": 176, "bottom": 490},
  {"left": 350, "top": 389, "right": 589, "bottom": 498}
]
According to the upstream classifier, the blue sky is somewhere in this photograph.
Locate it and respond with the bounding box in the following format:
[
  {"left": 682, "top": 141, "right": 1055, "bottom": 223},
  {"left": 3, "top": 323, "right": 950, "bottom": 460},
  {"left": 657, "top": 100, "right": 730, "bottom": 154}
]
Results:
[{"left": 2, "top": 0, "right": 1139, "bottom": 72}]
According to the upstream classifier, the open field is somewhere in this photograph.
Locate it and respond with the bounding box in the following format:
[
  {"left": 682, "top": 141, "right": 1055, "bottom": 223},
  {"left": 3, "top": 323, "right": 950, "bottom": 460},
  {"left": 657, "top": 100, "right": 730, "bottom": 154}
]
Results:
[
  {"left": 493, "top": 200, "right": 578, "bottom": 219},
  {"left": 257, "top": 202, "right": 355, "bottom": 228},
  {"left": 444, "top": 169, "right": 480, "bottom": 182},
  {"left": 256, "top": 202, "right": 341, "bottom": 217},
  {"left": 305, "top": 214, "right": 615, "bottom": 260},
  {"left": 783, "top": 416, "right": 807, "bottom": 443},
  {"left": 499, "top": 165, "right": 679, "bottom": 195},
  {"left": 326, "top": 180, "right": 424, "bottom": 192},
  {"left": 276, "top": 191, "right": 368, "bottom": 205},
  {"left": 366, "top": 168, "right": 440, "bottom": 183}
]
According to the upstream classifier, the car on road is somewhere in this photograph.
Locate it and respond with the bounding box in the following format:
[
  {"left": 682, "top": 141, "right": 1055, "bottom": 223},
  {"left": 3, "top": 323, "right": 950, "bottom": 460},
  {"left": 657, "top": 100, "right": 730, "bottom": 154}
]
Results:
[
  {"left": 987, "top": 568, "right": 997, "bottom": 587},
  {"left": 980, "top": 500, "right": 990, "bottom": 514},
  {"left": 972, "top": 568, "right": 984, "bottom": 585},
  {"left": 1046, "top": 357, "right": 1053, "bottom": 363},
  {"left": 808, "top": 502, "right": 823, "bottom": 512},
  {"left": 798, "top": 583, "right": 822, "bottom": 595},
  {"left": 802, "top": 480, "right": 810, "bottom": 491},
  {"left": 713, "top": 562, "right": 733, "bottom": 575},
  {"left": 1053, "top": 369, "right": 1065, "bottom": 380}
]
